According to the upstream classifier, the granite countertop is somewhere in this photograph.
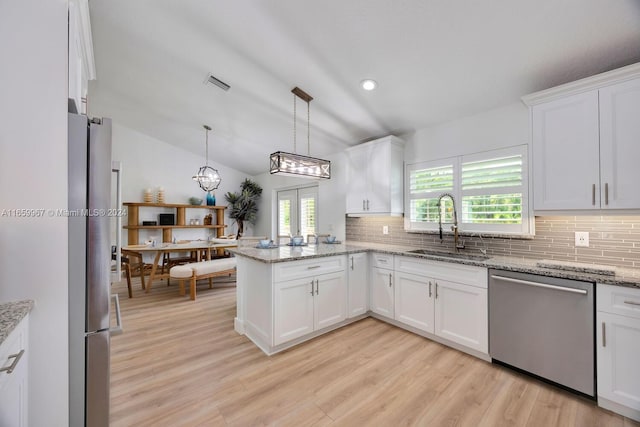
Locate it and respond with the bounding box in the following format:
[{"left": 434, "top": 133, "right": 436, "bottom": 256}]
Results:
[
  {"left": 0, "top": 300, "right": 34, "bottom": 346},
  {"left": 229, "top": 241, "right": 640, "bottom": 289}
]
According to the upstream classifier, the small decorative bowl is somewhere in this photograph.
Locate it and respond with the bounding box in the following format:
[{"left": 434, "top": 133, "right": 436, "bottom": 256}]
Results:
[
  {"left": 258, "top": 239, "right": 271, "bottom": 248},
  {"left": 326, "top": 235, "right": 337, "bottom": 243},
  {"left": 188, "top": 197, "right": 203, "bottom": 205},
  {"left": 291, "top": 236, "right": 304, "bottom": 246}
]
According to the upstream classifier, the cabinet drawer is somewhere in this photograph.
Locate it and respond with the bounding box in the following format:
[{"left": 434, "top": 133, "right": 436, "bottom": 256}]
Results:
[
  {"left": 597, "top": 283, "right": 640, "bottom": 319},
  {"left": 371, "top": 253, "right": 394, "bottom": 269},
  {"left": 395, "top": 256, "right": 487, "bottom": 288},
  {"left": 274, "top": 256, "right": 345, "bottom": 282}
]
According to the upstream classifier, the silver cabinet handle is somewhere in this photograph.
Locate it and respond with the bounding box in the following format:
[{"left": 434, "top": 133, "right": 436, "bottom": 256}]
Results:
[
  {"left": 605, "top": 183, "right": 609, "bottom": 205},
  {"left": 307, "top": 265, "right": 321, "bottom": 270},
  {"left": 316, "top": 279, "right": 319, "bottom": 295},
  {"left": 602, "top": 322, "right": 606, "bottom": 347},
  {"left": 592, "top": 184, "right": 596, "bottom": 206},
  {"left": 388, "top": 273, "right": 392, "bottom": 287},
  {"left": 110, "top": 294, "right": 123, "bottom": 336},
  {"left": 362, "top": 200, "right": 365, "bottom": 211},
  {"left": 429, "top": 281, "right": 432, "bottom": 298},
  {"left": 310, "top": 280, "right": 314, "bottom": 296},
  {"left": 490, "top": 275, "right": 588, "bottom": 295},
  {"left": 435, "top": 282, "right": 439, "bottom": 299},
  {"left": 350, "top": 257, "right": 354, "bottom": 270},
  {"left": 366, "top": 199, "right": 370, "bottom": 210},
  {"left": 377, "top": 258, "right": 388, "bottom": 264},
  {"left": 624, "top": 300, "right": 640, "bottom": 306},
  {"left": 0, "top": 349, "right": 24, "bottom": 374}
]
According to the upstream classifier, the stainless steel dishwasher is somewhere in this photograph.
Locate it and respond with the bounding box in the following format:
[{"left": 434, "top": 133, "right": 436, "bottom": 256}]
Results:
[{"left": 489, "top": 269, "right": 595, "bottom": 397}]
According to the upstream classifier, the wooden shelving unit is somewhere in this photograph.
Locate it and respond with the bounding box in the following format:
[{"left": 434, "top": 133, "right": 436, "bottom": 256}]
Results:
[{"left": 124, "top": 202, "right": 227, "bottom": 244}]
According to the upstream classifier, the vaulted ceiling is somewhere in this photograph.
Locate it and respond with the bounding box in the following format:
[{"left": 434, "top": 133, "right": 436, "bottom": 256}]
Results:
[{"left": 88, "top": 0, "right": 640, "bottom": 175}]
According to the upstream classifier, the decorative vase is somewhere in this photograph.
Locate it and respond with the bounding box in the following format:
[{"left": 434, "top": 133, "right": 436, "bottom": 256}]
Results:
[
  {"left": 236, "top": 219, "right": 244, "bottom": 239},
  {"left": 206, "top": 192, "right": 216, "bottom": 206}
]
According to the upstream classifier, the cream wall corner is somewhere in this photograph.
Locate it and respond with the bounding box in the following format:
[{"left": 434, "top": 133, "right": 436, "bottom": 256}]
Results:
[{"left": 0, "top": 0, "right": 70, "bottom": 425}]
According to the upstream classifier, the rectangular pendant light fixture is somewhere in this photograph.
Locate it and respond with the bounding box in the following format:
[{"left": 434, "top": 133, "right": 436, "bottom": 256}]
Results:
[
  {"left": 270, "top": 151, "right": 331, "bottom": 179},
  {"left": 270, "top": 86, "right": 331, "bottom": 179}
]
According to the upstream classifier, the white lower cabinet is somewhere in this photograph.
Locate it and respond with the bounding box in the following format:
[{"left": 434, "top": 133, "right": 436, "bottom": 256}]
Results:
[
  {"left": 274, "top": 270, "right": 346, "bottom": 346},
  {"left": 274, "top": 277, "right": 315, "bottom": 345},
  {"left": 0, "top": 315, "right": 29, "bottom": 427},
  {"left": 434, "top": 279, "right": 488, "bottom": 353},
  {"left": 394, "top": 271, "right": 434, "bottom": 333},
  {"left": 315, "top": 271, "right": 348, "bottom": 330},
  {"left": 347, "top": 252, "right": 369, "bottom": 318},
  {"left": 393, "top": 256, "right": 488, "bottom": 355},
  {"left": 370, "top": 266, "right": 394, "bottom": 318},
  {"left": 597, "top": 284, "right": 640, "bottom": 421}
]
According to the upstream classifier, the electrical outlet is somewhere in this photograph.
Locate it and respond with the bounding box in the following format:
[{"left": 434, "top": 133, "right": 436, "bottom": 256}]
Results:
[
  {"left": 575, "top": 231, "right": 589, "bottom": 247},
  {"left": 382, "top": 225, "right": 389, "bottom": 235}
]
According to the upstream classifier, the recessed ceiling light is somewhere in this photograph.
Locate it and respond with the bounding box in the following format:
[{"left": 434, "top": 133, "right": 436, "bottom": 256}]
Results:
[{"left": 361, "top": 79, "right": 377, "bottom": 91}]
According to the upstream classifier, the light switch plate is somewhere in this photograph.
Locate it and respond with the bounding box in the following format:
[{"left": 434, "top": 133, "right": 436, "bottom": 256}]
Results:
[
  {"left": 382, "top": 225, "right": 389, "bottom": 235},
  {"left": 575, "top": 231, "right": 589, "bottom": 247}
]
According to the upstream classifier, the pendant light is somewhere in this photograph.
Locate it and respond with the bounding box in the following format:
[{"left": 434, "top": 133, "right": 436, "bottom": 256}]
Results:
[
  {"left": 270, "top": 87, "right": 331, "bottom": 179},
  {"left": 192, "top": 125, "right": 222, "bottom": 191}
]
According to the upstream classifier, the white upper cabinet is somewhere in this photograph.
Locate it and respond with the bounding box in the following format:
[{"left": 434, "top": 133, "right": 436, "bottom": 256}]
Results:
[
  {"left": 531, "top": 91, "right": 600, "bottom": 210},
  {"left": 345, "top": 136, "right": 404, "bottom": 216},
  {"left": 599, "top": 78, "right": 640, "bottom": 209},
  {"left": 68, "top": 0, "right": 96, "bottom": 114},
  {"left": 524, "top": 63, "right": 640, "bottom": 211}
]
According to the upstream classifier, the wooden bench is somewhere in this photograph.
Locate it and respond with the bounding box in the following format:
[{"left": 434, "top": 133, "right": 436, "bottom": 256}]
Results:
[{"left": 169, "top": 258, "right": 237, "bottom": 300}]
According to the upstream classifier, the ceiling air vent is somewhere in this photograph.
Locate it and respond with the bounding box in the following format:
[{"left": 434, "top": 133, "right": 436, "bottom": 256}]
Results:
[{"left": 204, "top": 73, "right": 230, "bottom": 91}]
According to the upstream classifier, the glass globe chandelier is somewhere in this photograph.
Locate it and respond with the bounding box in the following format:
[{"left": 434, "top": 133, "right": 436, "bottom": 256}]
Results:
[{"left": 192, "top": 124, "right": 222, "bottom": 191}]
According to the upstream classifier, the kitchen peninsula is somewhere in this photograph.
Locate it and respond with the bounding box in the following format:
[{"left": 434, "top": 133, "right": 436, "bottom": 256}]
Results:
[{"left": 230, "top": 242, "right": 640, "bottom": 356}]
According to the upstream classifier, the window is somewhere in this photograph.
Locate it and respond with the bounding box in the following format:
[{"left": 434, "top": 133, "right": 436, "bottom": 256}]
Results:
[
  {"left": 407, "top": 158, "right": 456, "bottom": 227},
  {"left": 405, "top": 145, "right": 530, "bottom": 235},
  {"left": 277, "top": 186, "right": 318, "bottom": 241}
]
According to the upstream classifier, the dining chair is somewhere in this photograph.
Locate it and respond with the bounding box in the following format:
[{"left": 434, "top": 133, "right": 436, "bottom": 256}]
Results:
[{"left": 112, "top": 246, "right": 137, "bottom": 298}]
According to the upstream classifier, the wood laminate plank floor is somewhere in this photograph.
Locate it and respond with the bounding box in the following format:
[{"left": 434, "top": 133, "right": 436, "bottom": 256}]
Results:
[{"left": 110, "top": 278, "right": 639, "bottom": 427}]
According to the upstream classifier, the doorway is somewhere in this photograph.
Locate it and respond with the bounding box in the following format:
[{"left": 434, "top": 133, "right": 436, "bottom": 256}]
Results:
[{"left": 277, "top": 186, "right": 318, "bottom": 242}]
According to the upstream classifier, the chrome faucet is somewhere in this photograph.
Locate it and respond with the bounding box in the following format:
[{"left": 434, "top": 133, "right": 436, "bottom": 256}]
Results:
[{"left": 437, "top": 193, "right": 465, "bottom": 252}]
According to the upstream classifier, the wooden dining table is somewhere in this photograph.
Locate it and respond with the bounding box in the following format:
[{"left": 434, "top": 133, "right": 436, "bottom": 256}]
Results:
[{"left": 122, "top": 240, "right": 238, "bottom": 292}]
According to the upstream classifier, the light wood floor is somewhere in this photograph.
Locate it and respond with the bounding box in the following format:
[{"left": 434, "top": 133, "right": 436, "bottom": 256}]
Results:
[{"left": 110, "top": 277, "right": 639, "bottom": 427}]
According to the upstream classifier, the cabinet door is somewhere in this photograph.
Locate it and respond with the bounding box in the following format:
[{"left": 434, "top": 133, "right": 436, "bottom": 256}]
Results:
[
  {"left": 532, "top": 91, "right": 600, "bottom": 210},
  {"left": 394, "top": 271, "right": 434, "bottom": 333},
  {"left": 434, "top": 280, "right": 488, "bottom": 353},
  {"left": 0, "top": 319, "right": 28, "bottom": 427},
  {"left": 345, "top": 146, "right": 368, "bottom": 214},
  {"left": 597, "top": 311, "right": 640, "bottom": 411},
  {"left": 366, "top": 143, "right": 391, "bottom": 213},
  {"left": 348, "top": 253, "right": 369, "bottom": 317},
  {"left": 315, "top": 271, "right": 347, "bottom": 330},
  {"left": 274, "top": 278, "right": 315, "bottom": 345},
  {"left": 599, "top": 78, "right": 640, "bottom": 209},
  {"left": 370, "top": 267, "right": 394, "bottom": 318}
]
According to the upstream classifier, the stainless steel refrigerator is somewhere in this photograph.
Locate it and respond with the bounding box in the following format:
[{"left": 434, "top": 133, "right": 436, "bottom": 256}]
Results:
[{"left": 68, "top": 112, "right": 113, "bottom": 427}]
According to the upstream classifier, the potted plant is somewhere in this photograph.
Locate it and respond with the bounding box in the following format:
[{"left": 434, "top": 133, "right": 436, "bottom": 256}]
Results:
[{"left": 224, "top": 179, "right": 263, "bottom": 239}]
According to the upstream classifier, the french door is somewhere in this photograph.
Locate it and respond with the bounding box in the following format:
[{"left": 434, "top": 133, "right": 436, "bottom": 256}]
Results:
[{"left": 277, "top": 186, "right": 318, "bottom": 241}]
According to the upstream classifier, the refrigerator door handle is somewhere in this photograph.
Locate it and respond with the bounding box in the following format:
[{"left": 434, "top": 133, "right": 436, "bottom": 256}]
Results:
[{"left": 110, "top": 294, "right": 123, "bottom": 336}]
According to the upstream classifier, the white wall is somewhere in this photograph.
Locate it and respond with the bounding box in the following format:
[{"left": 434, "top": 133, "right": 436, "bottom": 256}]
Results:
[
  {"left": 252, "top": 152, "right": 347, "bottom": 241},
  {"left": 0, "top": 0, "right": 69, "bottom": 425},
  {"left": 110, "top": 123, "right": 250, "bottom": 242},
  {"left": 402, "top": 102, "right": 529, "bottom": 162},
  {"left": 253, "top": 104, "right": 527, "bottom": 242}
]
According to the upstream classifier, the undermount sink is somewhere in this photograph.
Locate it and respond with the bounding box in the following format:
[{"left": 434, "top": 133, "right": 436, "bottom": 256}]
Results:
[{"left": 406, "top": 249, "right": 490, "bottom": 261}]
